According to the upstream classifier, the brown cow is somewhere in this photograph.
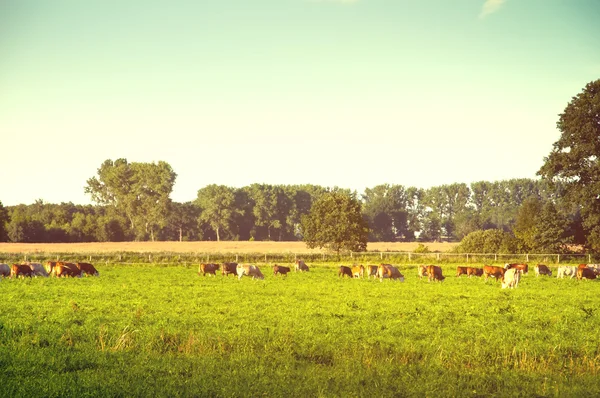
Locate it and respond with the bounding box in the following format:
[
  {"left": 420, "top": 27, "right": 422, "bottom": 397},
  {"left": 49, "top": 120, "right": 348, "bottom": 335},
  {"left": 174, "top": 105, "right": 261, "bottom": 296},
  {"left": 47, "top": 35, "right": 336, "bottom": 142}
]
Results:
[
  {"left": 427, "top": 265, "right": 445, "bottom": 282},
  {"left": 377, "top": 264, "right": 404, "bottom": 282},
  {"left": 366, "top": 265, "right": 378, "bottom": 279},
  {"left": 418, "top": 265, "right": 428, "bottom": 279},
  {"left": 236, "top": 264, "right": 264, "bottom": 280},
  {"left": 273, "top": 265, "right": 291, "bottom": 276},
  {"left": 339, "top": 266, "right": 353, "bottom": 278},
  {"left": 221, "top": 262, "right": 238, "bottom": 277},
  {"left": 76, "top": 262, "right": 99, "bottom": 276},
  {"left": 456, "top": 266, "right": 469, "bottom": 277},
  {"left": 483, "top": 265, "right": 505, "bottom": 281},
  {"left": 577, "top": 267, "right": 597, "bottom": 281},
  {"left": 53, "top": 262, "right": 82, "bottom": 278},
  {"left": 295, "top": 260, "right": 309, "bottom": 272},
  {"left": 468, "top": 267, "right": 484, "bottom": 277},
  {"left": 11, "top": 264, "right": 33, "bottom": 278},
  {"left": 504, "top": 263, "right": 529, "bottom": 274},
  {"left": 534, "top": 264, "right": 552, "bottom": 277},
  {"left": 352, "top": 265, "right": 365, "bottom": 278},
  {"left": 198, "top": 263, "right": 219, "bottom": 277}
]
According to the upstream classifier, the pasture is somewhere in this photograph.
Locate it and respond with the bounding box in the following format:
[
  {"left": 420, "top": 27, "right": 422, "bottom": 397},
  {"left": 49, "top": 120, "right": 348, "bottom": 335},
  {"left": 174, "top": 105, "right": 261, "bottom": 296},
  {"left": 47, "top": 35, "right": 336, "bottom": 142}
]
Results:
[{"left": 1, "top": 262, "right": 599, "bottom": 397}]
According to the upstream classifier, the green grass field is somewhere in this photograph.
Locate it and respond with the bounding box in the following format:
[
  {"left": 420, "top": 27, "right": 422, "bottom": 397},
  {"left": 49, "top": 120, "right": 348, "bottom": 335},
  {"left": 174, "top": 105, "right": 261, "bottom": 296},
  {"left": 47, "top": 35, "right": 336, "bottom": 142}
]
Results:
[{"left": 1, "top": 263, "right": 599, "bottom": 397}]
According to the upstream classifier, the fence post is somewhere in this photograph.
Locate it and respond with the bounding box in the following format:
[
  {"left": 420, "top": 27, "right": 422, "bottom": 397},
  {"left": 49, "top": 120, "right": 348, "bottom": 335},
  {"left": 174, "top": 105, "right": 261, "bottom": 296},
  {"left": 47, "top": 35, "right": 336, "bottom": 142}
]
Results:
[
  {"left": 526, "top": 254, "right": 529, "bottom": 262},
  {"left": 408, "top": 253, "right": 411, "bottom": 261},
  {"left": 294, "top": 253, "right": 297, "bottom": 262},
  {"left": 494, "top": 254, "right": 497, "bottom": 261},
  {"left": 350, "top": 252, "right": 353, "bottom": 259},
  {"left": 437, "top": 253, "right": 440, "bottom": 261},
  {"left": 557, "top": 254, "right": 560, "bottom": 263},
  {"left": 265, "top": 254, "right": 267, "bottom": 262},
  {"left": 466, "top": 253, "right": 469, "bottom": 263},
  {"left": 322, "top": 253, "right": 325, "bottom": 261},
  {"left": 589, "top": 254, "right": 591, "bottom": 263},
  {"left": 236, "top": 254, "right": 239, "bottom": 262}
]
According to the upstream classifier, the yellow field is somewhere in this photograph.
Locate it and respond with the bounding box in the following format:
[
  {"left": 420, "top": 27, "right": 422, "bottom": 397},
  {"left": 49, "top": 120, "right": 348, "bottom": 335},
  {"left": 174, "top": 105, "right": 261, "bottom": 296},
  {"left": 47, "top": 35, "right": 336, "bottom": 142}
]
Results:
[{"left": 0, "top": 241, "right": 458, "bottom": 254}]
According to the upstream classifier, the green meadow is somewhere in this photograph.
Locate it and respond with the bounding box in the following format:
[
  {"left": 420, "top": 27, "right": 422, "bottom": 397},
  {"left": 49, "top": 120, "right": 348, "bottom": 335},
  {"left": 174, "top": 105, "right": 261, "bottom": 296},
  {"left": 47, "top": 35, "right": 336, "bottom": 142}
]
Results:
[{"left": 1, "top": 263, "right": 599, "bottom": 397}]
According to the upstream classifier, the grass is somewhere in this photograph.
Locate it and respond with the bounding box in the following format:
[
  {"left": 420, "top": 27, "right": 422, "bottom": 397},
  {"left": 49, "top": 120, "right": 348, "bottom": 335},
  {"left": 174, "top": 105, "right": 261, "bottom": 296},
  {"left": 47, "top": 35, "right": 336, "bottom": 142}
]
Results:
[{"left": 1, "top": 262, "right": 599, "bottom": 397}]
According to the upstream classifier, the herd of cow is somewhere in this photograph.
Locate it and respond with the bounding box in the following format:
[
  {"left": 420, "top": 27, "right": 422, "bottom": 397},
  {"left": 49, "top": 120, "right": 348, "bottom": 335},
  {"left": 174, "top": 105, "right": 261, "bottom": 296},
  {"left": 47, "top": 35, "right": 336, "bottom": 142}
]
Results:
[
  {"left": 0, "top": 261, "right": 99, "bottom": 279},
  {"left": 198, "top": 260, "right": 600, "bottom": 289}
]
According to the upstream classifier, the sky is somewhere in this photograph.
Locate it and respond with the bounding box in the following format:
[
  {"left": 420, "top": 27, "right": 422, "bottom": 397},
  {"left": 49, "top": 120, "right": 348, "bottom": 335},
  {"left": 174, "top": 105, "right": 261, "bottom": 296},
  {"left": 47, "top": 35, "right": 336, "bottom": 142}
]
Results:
[{"left": 1, "top": 0, "right": 599, "bottom": 206}]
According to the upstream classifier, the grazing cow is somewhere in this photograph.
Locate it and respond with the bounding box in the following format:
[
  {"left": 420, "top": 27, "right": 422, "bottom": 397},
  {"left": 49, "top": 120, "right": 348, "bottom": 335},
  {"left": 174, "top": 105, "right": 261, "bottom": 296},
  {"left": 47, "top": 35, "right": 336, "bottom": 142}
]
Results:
[
  {"left": 557, "top": 265, "right": 577, "bottom": 279},
  {"left": 76, "top": 262, "right": 99, "bottom": 276},
  {"left": 26, "top": 262, "right": 49, "bottom": 277},
  {"left": 504, "top": 263, "right": 529, "bottom": 274},
  {"left": 456, "top": 266, "right": 469, "bottom": 277},
  {"left": 273, "top": 265, "right": 291, "bottom": 276},
  {"left": 11, "top": 263, "right": 33, "bottom": 278},
  {"left": 577, "top": 267, "right": 597, "bottom": 281},
  {"left": 377, "top": 264, "right": 404, "bottom": 282},
  {"left": 53, "top": 262, "right": 82, "bottom": 278},
  {"left": 418, "top": 265, "right": 428, "bottom": 279},
  {"left": 236, "top": 264, "right": 264, "bottom": 280},
  {"left": 366, "top": 265, "right": 379, "bottom": 279},
  {"left": 339, "top": 266, "right": 353, "bottom": 278},
  {"left": 198, "top": 263, "right": 219, "bottom": 277},
  {"left": 0, "top": 263, "right": 12, "bottom": 277},
  {"left": 502, "top": 268, "right": 522, "bottom": 289},
  {"left": 221, "top": 262, "right": 238, "bottom": 277},
  {"left": 295, "top": 260, "right": 309, "bottom": 272},
  {"left": 427, "top": 265, "right": 445, "bottom": 282},
  {"left": 535, "top": 264, "right": 552, "bottom": 277},
  {"left": 352, "top": 265, "right": 365, "bottom": 278},
  {"left": 467, "top": 267, "right": 483, "bottom": 277},
  {"left": 483, "top": 265, "right": 505, "bottom": 281}
]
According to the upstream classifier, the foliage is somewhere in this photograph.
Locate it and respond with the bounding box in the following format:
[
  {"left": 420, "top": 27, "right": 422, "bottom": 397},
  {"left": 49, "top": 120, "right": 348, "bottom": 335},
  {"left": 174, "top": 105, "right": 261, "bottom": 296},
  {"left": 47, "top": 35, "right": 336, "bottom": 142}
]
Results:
[
  {"left": 538, "top": 79, "right": 600, "bottom": 252},
  {"left": 0, "top": 200, "right": 8, "bottom": 241},
  {"left": 301, "top": 190, "right": 369, "bottom": 253},
  {"left": 195, "top": 185, "right": 240, "bottom": 241},
  {"left": 413, "top": 243, "right": 430, "bottom": 253},
  {"left": 85, "top": 159, "right": 177, "bottom": 240},
  {"left": 454, "top": 229, "right": 519, "bottom": 253}
]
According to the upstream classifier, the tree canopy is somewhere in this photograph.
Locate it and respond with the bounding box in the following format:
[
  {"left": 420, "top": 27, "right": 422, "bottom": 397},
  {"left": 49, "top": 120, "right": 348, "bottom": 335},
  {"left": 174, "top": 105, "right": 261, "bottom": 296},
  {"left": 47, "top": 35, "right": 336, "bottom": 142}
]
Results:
[
  {"left": 538, "top": 79, "right": 600, "bottom": 251},
  {"left": 301, "top": 190, "right": 369, "bottom": 253}
]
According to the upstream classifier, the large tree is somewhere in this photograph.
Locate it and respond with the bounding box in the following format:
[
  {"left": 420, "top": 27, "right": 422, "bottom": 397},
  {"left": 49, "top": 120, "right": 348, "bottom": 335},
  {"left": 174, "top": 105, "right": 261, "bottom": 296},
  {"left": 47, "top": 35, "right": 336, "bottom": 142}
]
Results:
[
  {"left": 0, "top": 200, "right": 8, "bottom": 241},
  {"left": 195, "top": 185, "right": 239, "bottom": 241},
  {"left": 538, "top": 79, "right": 600, "bottom": 251},
  {"left": 301, "top": 190, "right": 369, "bottom": 253},
  {"left": 85, "top": 159, "right": 176, "bottom": 240}
]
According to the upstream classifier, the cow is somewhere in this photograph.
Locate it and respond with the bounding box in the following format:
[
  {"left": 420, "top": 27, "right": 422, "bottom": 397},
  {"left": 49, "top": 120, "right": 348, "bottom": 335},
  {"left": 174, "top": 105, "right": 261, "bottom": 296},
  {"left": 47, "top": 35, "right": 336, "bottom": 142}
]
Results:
[
  {"left": 427, "top": 265, "right": 445, "bottom": 282},
  {"left": 221, "top": 262, "right": 238, "bottom": 277},
  {"left": 418, "top": 265, "right": 428, "bottom": 279},
  {"left": 377, "top": 264, "right": 404, "bottom": 282},
  {"left": 502, "top": 268, "right": 522, "bottom": 289},
  {"left": 198, "top": 263, "right": 219, "bottom": 277},
  {"left": 295, "top": 260, "right": 309, "bottom": 272},
  {"left": 53, "top": 262, "right": 82, "bottom": 278},
  {"left": 0, "top": 263, "right": 10, "bottom": 277},
  {"left": 11, "top": 263, "right": 33, "bottom": 278},
  {"left": 505, "top": 263, "right": 529, "bottom": 274},
  {"left": 535, "top": 264, "right": 552, "bottom": 277},
  {"left": 467, "top": 267, "right": 483, "bottom": 277},
  {"left": 236, "top": 264, "right": 264, "bottom": 280},
  {"left": 557, "top": 265, "right": 577, "bottom": 279},
  {"left": 76, "top": 262, "right": 99, "bottom": 276},
  {"left": 366, "top": 265, "right": 379, "bottom": 279},
  {"left": 456, "top": 266, "right": 469, "bottom": 277},
  {"left": 339, "top": 266, "right": 353, "bottom": 278},
  {"left": 352, "top": 265, "right": 365, "bottom": 279},
  {"left": 273, "top": 265, "right": 291, "bottom": 276},
  {"left": 26, "top": 262, "right": 49, "bottom": 277},
  {"left": 483, "top": 265, "right": 505, "bottom": 281},
  {"left": 577, "top": 267, "right": 597, "bottom": 281}
]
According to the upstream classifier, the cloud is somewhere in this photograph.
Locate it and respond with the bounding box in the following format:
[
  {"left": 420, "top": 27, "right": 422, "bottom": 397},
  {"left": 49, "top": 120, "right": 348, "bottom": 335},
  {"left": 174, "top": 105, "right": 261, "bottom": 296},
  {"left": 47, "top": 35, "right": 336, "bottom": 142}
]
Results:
[{"left": 479, "top": 0, "right": 506, "bottom": 18}]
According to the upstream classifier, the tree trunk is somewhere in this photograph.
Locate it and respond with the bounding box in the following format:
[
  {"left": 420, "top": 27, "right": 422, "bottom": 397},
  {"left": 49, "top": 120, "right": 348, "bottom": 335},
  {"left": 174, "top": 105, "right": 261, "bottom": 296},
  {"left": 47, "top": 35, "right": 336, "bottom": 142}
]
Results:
[
  {"left": 179, "top": 227, "right": 183, "bottom": 242},
  {"left": 216, "top": 226, "right": 220, "bottom": 242}
]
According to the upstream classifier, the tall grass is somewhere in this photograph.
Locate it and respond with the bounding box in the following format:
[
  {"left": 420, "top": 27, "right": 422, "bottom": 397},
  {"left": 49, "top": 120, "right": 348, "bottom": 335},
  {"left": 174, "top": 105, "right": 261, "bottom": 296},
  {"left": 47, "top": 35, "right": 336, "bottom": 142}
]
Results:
[{"left": 1, "top": 263, "right": 599, "bottom": 397}]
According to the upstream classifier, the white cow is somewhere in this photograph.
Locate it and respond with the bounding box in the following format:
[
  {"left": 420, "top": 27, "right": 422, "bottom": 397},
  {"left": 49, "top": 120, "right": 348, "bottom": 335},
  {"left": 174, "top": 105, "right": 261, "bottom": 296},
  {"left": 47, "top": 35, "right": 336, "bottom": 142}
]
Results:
[
  {"left": 236, "top": 264, "right": 265, "bottom": 280},
  {"left": 26, "top": 262, "right": 49, "bottom": 277},
  {"left": 557, "top": 265, "right": 577, "bottom": 279},
  {"left": 502, "top": 268, "right": 522, "bottom": 289},
  {"left": 0, "top": 263, "right": 11, "bottom": 277}
]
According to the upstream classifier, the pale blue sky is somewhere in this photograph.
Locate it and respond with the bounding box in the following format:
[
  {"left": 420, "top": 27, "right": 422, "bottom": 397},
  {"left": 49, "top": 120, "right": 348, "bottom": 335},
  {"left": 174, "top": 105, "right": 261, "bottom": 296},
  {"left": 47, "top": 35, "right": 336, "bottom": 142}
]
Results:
[{"left": 1, "top": 0, "right": 599, "bottom": 206}]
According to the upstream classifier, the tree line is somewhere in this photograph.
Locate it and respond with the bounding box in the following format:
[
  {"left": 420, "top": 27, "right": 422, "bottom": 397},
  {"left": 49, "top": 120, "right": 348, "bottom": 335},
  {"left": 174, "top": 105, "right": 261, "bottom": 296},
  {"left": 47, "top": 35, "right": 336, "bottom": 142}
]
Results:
[{"left": 0, "top": 79, "right": 598, "bottom": 253}]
